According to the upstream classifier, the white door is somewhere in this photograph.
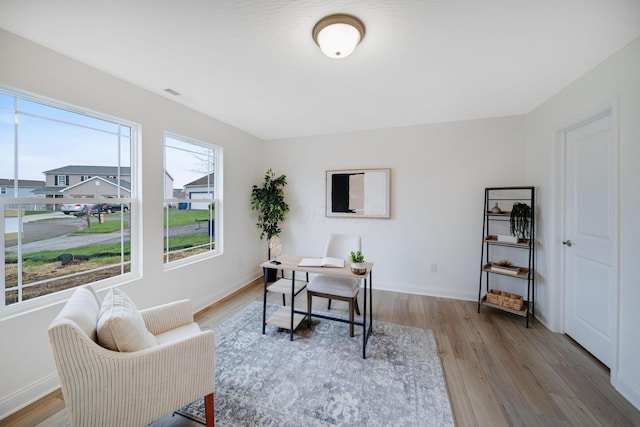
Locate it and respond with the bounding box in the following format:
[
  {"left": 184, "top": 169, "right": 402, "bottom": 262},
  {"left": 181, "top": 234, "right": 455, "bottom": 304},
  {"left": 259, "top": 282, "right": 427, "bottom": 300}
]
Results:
[{"left": 564, "top": 112, "right": 616, "bottom": 367}]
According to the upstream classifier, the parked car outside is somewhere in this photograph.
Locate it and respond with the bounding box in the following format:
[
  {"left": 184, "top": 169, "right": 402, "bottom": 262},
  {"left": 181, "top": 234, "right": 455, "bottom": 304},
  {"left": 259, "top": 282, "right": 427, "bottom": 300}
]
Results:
[
  {"left": 61, "top": 203, "right": 89, "bottom": 216},
  {"left": 90, "top": 203, "right": 107, "bottom": 215},
  {"left": 106, "top": 202, "right": 129, "bottom": 213},
  {"left": 90, "top": 202, "right": 129, "bottom": 215}
]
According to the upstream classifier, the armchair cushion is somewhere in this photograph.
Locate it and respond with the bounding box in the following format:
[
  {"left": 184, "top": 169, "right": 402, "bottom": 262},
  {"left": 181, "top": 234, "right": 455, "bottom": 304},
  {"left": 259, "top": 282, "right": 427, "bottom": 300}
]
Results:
[
  {"left": 97, "top": 287, "right": 158, "bottom": 352},
  {"left": 155, "top": 323, "right": 202, "bottom": 345}
]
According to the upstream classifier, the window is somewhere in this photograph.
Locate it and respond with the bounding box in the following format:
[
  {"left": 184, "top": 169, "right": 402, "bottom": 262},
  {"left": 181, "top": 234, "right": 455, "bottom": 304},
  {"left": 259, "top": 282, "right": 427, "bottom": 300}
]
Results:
[
  {"left": 0, "top": 187, "right": 5, "bottom": 194},
  {"left": 81, "top": 175, "right": 91, "bottom": 181},
  {"left": 163, "top": 133, "right": 221, "bottom": 265},
  {"left": 0, "top": 87, "right": 137, "bottom": 309}
]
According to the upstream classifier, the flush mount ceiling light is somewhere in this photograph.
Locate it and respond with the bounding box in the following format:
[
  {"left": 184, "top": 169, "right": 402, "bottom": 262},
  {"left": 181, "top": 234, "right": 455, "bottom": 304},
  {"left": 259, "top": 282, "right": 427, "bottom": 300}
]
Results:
[{"left": 312, "top": 14, "right": 365, "bottom": 59}]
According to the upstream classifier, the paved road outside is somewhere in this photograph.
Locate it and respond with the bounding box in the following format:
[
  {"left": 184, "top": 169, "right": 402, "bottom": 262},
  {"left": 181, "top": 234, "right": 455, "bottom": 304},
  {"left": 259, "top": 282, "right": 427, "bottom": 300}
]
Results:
[
  {"left": 5, "top": 212, "right": 209, "bottom": 254},
  {"left": 5, "top": 212, "right": 127, "bottom": 255}
]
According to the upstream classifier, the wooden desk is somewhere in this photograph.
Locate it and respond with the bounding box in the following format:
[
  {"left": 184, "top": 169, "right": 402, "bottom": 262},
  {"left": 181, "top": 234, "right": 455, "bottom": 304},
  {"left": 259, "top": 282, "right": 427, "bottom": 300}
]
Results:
[{"left": 261, "top": 254, "right": 374, "bottom": 358}]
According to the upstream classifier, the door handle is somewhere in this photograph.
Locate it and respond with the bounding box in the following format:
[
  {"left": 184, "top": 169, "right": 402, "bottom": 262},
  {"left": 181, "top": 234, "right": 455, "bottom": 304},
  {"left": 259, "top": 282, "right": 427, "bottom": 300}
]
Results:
[{"left": 562, "top": 240, "right": 573, "bottom": 247}]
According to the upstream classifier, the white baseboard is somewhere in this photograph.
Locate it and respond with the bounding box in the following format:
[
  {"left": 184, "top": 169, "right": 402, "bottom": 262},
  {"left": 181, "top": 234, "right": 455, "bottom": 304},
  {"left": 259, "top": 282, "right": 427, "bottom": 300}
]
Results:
[
  {"left": 0, "top": 372, "right": 60, "bottom": 420},
  {"left": 372, "top": 281, "right": 477, "bottom": 302},
  {"left": 193, "top": 270, "right": 262, "bottom": 313},
  {"left": 616, "top": 376, "right": 640, "bottom": 411}
]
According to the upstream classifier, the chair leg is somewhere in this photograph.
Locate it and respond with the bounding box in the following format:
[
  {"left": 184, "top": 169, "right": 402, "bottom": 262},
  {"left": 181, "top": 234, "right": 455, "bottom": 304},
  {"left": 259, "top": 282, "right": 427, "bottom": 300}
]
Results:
[
  {"left": 204, "top": 393, "right": 214, "bottom": 427},
  {"left": 328, "top": 298, "right": 332, "bottom": 310},
  {"left": 349, "top": 299, "right": 355, "bottom": 337},
  {"left": 282, "top": 294, "right": 286, "bottom": 306},
  {"left": 307, "top": 293, "right": 313, "bottom": 321},
  {"left": 354, "top": 299, "right": 361, "bottom": 316}
]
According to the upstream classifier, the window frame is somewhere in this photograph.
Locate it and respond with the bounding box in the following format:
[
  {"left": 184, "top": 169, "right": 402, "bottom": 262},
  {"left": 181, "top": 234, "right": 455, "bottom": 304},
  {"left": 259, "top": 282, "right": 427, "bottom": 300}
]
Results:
[
  {"left": 55, "top": 175, "right": 68, "bottom": 186},
  {"left": 0, "top": 85, "right": 141, "bottom": 317},
  {"left": 163, "top": 132, "right": 222, "bottom": 268}
]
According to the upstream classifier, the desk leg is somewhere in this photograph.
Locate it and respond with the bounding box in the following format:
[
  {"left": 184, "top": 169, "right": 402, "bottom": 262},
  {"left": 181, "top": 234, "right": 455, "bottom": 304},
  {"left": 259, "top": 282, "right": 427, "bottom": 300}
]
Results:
[
  {"left": 262, "top": 267, "right": 268, "bottom": 335},
  {"left": 290, "top": 271, "right": 296, "bottom": 341},
  {"left": 364, "top": 276, "right": 368, "bottom": 359},
  {"left": 362, "top": 270, "right": 373, "bottom": 359},
  {"left": 369, "top": 270, "right": 373, "bottom": 338}
]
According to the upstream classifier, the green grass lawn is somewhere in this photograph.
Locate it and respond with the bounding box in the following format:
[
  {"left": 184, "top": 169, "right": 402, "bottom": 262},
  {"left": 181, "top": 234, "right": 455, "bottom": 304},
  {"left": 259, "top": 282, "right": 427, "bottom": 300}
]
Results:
[
  {"left": 6, "top": 242, "right": 131, "bottom": 266},
  {"left": 5, "top": 210, "right": 214, "bottom": 265},
  {"left": 73, "top": 219, "right": 129, "bottom": 234},
  {"left": 164, "top": 233, "right": 212, "bottom": 249},
  {"left": 166, "top": 209, "right": 214, "bottom": 227},
  {"left": 66, "top": 209, "right": 214, "bottom": 231}
]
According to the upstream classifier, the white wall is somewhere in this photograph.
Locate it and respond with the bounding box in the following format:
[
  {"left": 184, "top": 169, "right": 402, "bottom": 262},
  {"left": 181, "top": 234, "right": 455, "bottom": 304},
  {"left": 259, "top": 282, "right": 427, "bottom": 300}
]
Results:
[
  {"left": 265, "top": 116, "right": 527, "bottom": 300},
  {"left": 525, "top": 37, "right": 640, "bottom": 409},
  {"left": 5, "top": 22, "right": 636, "bottom": 418},
  {"left": 0, "top": 29, "right": 266, "bottom": 417}
]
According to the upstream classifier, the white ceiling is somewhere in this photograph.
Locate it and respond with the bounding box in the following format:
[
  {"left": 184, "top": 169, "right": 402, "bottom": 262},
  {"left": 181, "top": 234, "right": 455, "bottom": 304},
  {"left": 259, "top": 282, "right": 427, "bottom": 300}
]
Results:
[{"left": 1, "top": 0, "right": 639, "bottom": 140}]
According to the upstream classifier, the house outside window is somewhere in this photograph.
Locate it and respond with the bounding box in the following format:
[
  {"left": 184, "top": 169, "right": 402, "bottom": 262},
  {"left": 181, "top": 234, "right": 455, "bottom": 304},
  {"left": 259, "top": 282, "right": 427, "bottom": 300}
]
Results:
[
  {"left": 81, "top": 175, "right": 91, "bottom": 181},
  {"left": 0, "top": 86, "right": 138, "bottom": 311},
  {"left": 163, "top": 133, "right": 221, "bottom": 265}
]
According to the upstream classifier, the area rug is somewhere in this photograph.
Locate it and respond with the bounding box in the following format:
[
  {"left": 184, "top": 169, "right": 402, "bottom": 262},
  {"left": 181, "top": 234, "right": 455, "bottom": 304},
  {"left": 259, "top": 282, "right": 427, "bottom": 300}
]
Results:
[{"left": 176, "top": 301, "right": 454, "bottom": 426}]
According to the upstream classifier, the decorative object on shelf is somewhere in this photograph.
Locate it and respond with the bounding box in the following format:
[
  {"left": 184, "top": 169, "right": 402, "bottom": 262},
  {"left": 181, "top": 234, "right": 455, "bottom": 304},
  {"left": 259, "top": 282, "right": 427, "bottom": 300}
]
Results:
[
  {"left": 494, "top": 259, "right": 514, "bottom": 267},
  {"left": 349, "top": 250, "right": 367, "bottom": 275},
  {"left": 250, "top": 169, "right": 289, "bottom": 281},
  {"left": 510, "top": 202, "right": 531, "bottom": 239},
  {"left": 497, "top": 234, "right": 519, "bottom": 243},
  {"left": 490, "top": 202, "right": 502, "bottom": 214},
  {"left": 489, "top": 262, "right": 520, "bottom": 276},
  {"left": 486, "top": 289, "right": 524, "bottom": 311}
]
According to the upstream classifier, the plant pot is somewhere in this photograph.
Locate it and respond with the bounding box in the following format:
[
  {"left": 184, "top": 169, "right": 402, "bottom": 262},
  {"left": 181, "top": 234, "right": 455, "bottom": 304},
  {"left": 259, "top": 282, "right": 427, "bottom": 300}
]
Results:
[
  {"left": 351, "top": 262, "right": 367, "bottom": 275},
  {"left": 265, "top": 268, "right": 278, "bottom": 283}
]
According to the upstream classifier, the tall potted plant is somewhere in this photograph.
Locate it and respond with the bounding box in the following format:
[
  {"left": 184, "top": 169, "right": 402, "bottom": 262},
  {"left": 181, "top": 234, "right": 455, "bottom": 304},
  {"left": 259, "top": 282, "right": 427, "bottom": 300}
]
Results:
[{"left": 250, "top": 168, "right": 289, "bottom": 281}]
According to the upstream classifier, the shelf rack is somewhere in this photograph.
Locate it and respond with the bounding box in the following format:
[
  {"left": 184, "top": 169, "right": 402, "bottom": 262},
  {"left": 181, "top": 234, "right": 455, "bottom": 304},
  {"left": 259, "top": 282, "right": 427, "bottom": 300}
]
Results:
[{"left": 477, "top": 186, "right": 535, "bottom": 327}]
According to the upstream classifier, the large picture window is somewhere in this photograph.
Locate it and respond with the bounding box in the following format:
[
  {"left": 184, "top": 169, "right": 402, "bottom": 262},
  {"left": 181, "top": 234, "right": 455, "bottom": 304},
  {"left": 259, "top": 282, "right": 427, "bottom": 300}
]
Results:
[
  {"left": 163, "top": 133, "right": 221, "bottom": 265},
  {"left": 0, "top": 87, "right": 137, "bottom": 309}
]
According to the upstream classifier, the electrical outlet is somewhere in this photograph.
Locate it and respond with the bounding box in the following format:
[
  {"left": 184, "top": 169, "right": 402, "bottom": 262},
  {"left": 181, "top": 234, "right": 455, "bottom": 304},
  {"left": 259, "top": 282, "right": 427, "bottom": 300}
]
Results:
[{"left": 430, "top": 264, "right": 437, "bottom": 273}]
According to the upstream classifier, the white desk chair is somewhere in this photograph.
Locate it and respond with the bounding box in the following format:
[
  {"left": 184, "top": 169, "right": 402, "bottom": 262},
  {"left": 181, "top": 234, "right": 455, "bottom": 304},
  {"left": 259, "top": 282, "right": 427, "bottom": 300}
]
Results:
[{"left": 306, "top": 233, "right": 362, "bottom": 336}]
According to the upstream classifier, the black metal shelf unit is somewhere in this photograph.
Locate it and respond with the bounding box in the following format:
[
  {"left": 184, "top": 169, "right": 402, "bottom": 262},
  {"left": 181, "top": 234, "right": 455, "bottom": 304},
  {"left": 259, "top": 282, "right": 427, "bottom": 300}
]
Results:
[{"left": 477, "top": 186, "right": 535, "bottom": 327}]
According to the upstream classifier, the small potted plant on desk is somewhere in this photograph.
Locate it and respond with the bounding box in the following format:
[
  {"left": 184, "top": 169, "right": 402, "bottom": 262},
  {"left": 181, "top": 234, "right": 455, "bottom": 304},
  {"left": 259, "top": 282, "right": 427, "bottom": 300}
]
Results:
[{"left": 349, "top": 250, "right": 367, "bottom": 275}]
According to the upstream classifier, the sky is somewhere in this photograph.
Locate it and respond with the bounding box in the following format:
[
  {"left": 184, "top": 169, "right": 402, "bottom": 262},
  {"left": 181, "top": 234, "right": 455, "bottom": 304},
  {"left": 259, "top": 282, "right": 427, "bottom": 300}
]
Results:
[{"left": 1, "top": 91, "right": 213, "bottom": 189}]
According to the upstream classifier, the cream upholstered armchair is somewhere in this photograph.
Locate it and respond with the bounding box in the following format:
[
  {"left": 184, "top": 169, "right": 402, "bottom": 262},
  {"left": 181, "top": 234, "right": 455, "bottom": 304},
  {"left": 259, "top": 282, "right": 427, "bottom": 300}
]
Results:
[{"left": 48, "top": 285, "right": 215, "bottom": 427}]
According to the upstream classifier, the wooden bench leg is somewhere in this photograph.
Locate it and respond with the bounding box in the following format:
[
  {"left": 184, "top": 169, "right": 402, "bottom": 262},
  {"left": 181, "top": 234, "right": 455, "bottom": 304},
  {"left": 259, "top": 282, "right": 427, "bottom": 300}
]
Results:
[{"left": 204, "top": 393, "right": 214, "bottom": 427}]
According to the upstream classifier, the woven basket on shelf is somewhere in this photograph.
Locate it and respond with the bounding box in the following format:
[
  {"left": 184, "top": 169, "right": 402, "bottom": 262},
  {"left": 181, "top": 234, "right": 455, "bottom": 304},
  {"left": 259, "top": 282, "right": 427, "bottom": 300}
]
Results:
[{"left": 486, "top": 289, "right": 524, "bottom": 311}]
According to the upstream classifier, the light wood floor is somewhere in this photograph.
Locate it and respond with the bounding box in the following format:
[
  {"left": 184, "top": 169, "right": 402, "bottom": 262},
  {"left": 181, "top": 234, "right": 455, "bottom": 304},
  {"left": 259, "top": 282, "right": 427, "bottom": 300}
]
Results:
[{"left": 4, "top": 279, "right": 640, "bottom": 426}]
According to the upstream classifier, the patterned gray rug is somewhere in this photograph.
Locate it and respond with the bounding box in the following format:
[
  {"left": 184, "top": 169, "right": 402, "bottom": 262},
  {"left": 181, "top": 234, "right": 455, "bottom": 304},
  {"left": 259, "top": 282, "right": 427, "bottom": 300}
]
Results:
[{"left": 176, "top": 301, "right": 454, "bottom": 426}]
